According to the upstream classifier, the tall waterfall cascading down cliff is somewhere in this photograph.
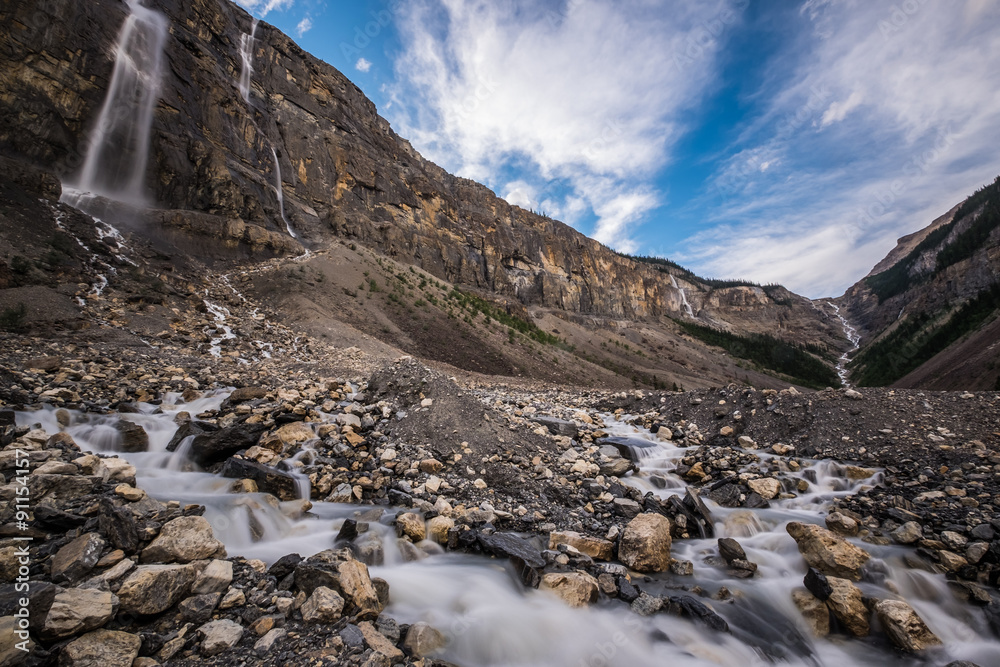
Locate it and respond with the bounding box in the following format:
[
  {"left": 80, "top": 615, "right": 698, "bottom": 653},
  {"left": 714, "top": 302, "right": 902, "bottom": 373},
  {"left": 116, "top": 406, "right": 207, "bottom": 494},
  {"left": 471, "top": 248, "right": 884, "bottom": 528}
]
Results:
[
  {"left": 61, "top": 0, "right": 168, "bottom": 209},
  {"left": 670, "top": 275, "right": 695, "bottom": 318},
  {"left": 270, "top": 147, "right": 298, "bottom": 238},
  {"left": 238, "top": 18, "right": 259, "bottom": 103}
]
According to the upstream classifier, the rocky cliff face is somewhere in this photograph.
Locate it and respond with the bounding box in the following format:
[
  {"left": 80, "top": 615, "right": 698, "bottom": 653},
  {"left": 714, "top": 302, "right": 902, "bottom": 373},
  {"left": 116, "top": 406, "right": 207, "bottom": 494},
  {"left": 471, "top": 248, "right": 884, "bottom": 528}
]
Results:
[
  {"left": 0, "top": 0, "right": 844, "bottom": 387},
  {"left": 839, "top": 178, "right": 1000, "bottom": 389}
]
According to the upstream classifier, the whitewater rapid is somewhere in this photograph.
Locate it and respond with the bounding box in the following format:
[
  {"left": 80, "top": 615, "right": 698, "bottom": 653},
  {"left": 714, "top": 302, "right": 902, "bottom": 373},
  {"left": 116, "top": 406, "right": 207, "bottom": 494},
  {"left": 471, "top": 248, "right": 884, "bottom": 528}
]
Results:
[{"left": 16, "top": 397, "right": 1000, "bottom": 666}]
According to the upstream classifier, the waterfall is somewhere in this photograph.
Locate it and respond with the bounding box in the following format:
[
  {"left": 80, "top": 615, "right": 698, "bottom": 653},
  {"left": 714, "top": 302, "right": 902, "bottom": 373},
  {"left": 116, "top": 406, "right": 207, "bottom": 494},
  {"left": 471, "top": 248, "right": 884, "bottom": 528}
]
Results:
[
  {"left": 62, "top": 0, "right": 168, "bottom": 207},
  {"left": 670, "top": 275, "right": 694, "bottom": 318},
  {"left": 238, "top": 18, "right": 259, "bottom": 103},
  {"left": 270, "top": 147, "right": 297, "bottom": 238},
  {"left": 828, "top": 302, "right": 861, "bottom": 387}
]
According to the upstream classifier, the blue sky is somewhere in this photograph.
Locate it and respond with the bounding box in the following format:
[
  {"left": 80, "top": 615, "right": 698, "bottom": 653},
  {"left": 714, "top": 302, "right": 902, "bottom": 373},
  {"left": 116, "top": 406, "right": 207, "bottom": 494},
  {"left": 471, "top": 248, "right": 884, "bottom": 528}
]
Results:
[{"left": 236, "top": 0, "right": 1000, "bottom": 298}]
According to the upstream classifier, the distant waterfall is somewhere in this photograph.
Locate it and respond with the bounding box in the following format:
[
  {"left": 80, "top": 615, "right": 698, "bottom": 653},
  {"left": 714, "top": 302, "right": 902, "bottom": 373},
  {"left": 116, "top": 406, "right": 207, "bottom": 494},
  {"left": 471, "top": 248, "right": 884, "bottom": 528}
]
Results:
[
  {"left": 670, "top": 275, "right": 695, "bottom": 318},
  {"left": 238, "top": 18, "right": 259, "bottom": 103},
  {"left": 63, "top": 0, "right": 168, "bottom": 207},
  {"left": 270, "top": 148, "right": 297, "bottom": 238}
]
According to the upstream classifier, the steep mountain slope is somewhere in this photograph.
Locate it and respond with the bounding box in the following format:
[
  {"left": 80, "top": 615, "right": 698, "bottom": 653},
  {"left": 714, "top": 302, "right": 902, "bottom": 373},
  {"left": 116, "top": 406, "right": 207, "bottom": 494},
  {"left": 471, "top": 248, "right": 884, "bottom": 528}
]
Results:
[
  {"left": 0, "top": 0, "right": 845, "bottom": 389},
  {"left": 839, "top": 177, "right": 1000, "bottom": 389}
]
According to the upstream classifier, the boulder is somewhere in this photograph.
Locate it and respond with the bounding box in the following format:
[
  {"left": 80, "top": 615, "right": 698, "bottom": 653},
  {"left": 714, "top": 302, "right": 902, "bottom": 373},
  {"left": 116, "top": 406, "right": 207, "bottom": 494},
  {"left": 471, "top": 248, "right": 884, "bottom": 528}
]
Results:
[
  {"left": 179, "top": 593, "right": 220, "bottom": 624},
  {"left": 792, "top": 589, "right": 830, "bottom": 637},
  {"left": 619, "top": 513, "right": 672, "bottom": 573},
  {"left": 825, "top": 576, "right": 869, "bottom": 637},
  {"left": 116, "top": 564, "right": 196, "bottom": 615},
  {"left": 51, "top": 533, "right": 105, "bottom": 583},
  {"left": 191, "top": 559, "right": 234, "bottom": 595},
  {"left": 141, "top": 516, "right": 225, "bottom": 563},
  {"left": 97, "top": 499, "right": 139, "bottom": 554},
  {"left": 60, "top": 629, "right": 141, "bottom": 667},
  {"left": 113, "top": 420, "right": 149, "bottom": 453},
  {"left": 786, "top": 522, "right": 869, "bottom": 580},
  {"left": 548, "top": 531, "right": 614, "bottom": 561},
  {"left": 395, "top": 513, "right": 426, "bottom": 542},
  {"left": 294, "top": 552, "right": 383, "bottom": 620},
  {"left": 717, "top": 538, "right": 746, "bottom": 564},
  {"left": 533, "top": 417, "right": 578, "bottom": 438},
  {"left": 358, "top": 621, "right": 404, "bottom": 662},
  {"left": 402, "top": 622, "right": 447, "bottom": 658},
  {"left": 42, "top": 588, "right": 117, "bottom": 640},
  {"left": 219, "top": 457, "right": 300, "bottom": 501},
  {"left": 874, "top": 600, "right": 941, "bottom": 652},
  {"left": 427, "top": 516, "right": 454, "bottom": 544},
  {"left": 825, "top": 512, "right": 859, "bottom": 537},
  {"left": 199, "top": 619, "right": 244, "bottom": 656},
  {"left": 540, "top": 571, "right": 599, "bottom": 608},
  {"left": 746, "top": 478, "right": 781, "bottom": 500},
  {"left": 477, "top": 533, "right": 546, "bottom": 588},
  {"left": 301, "top": 586, "right": 345, "bottom": 623}
]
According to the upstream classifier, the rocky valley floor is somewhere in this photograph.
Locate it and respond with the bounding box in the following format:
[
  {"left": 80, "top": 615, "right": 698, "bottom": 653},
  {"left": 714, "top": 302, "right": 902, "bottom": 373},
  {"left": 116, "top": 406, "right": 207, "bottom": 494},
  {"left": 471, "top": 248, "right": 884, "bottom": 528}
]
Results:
[{"left": 1, "top": 309, "right": 1000, "bottom": 666}]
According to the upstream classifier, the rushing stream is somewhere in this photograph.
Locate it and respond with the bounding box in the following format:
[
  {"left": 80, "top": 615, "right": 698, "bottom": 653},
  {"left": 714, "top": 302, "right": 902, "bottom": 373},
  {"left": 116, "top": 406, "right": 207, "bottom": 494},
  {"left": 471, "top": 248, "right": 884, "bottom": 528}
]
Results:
[
  {"left": 17, "top": 395, "right": 1000, "bottom": 666},
  {"left": 827, "top": 303, "right": 862, "bottom": 388}
]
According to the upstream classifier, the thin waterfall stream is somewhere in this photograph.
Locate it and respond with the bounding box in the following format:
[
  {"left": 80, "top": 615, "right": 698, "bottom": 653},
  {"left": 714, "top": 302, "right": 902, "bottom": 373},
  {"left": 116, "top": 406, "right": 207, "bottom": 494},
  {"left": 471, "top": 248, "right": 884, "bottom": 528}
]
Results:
[{"left": 15, "top": 396, "right": 1000, "bottom": 667}]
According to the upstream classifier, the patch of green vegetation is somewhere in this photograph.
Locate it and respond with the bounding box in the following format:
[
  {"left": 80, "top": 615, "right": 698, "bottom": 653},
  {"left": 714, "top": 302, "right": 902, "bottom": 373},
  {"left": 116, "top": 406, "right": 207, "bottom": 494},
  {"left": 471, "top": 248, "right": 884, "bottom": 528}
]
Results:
[
  {"left": 674, "top": 319, "right": 840, "bottom": 389},
  {"left": 448, "top": 289, "right": 569, "bottom": 348},
  {"left": 850, "top": 282, "right": 1000, "bottom": 386},
  {"left": 0, "top": 303, "right": 28, "bottom": 332}
]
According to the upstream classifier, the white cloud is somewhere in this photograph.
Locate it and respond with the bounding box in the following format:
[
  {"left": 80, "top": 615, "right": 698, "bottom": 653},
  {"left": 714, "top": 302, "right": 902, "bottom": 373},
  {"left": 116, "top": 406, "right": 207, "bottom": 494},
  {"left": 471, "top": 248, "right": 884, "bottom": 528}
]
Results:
[
  {"left": 387, "top": 0, "right": 746, "bottom": 251},
  {"left": 234, "top": 0, "right": 294, "bottom": 18},
  {"left": 819, "top": 90, "right": 862, "bottom": 127},
  {"left": 296, "top": 17, "right": 312, "bottom": 37},
  {"left": 684, "top": 0, "right": 1000, "bottom": 297},
  {"left": 355, "top": 57, "right": 372, "bottom": 73}
]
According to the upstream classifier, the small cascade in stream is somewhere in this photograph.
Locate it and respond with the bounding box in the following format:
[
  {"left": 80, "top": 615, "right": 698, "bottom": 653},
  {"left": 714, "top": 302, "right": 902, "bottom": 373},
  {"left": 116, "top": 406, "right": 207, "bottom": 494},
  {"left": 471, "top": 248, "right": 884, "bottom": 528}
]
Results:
[
  {"left": 270, "top": 147, "right": 298, "bottom": 238},
  {"left": 670, "top": 274, "right": 695, "bottom": 317},
  {"left": 827, "top": 302, "right": 861, "bottom": 387},
  {"left": 61, "top": 0, "right": 168, "bottom": 210},
  {"left": 16, "top": 394, "right": 1000, "bottom": 667},
  {"left": 238, "top": 18, "right": 259, "bottom": 103}
]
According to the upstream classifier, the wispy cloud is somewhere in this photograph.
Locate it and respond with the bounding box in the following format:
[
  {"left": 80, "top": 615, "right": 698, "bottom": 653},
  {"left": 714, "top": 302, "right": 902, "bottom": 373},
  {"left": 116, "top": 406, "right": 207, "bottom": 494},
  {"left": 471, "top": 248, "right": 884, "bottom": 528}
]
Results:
[
  {"left": 684, "top": 0, "right": 1000, "bottom": 297},
  {"left": 234, "top": 0, "right": 295, "bottom": 18},
  {"left": 386, "top": 0, "right": 747, "bottom": 251},
  {"left": 295, "top": 16, "right": 312, "bottom": 37}
]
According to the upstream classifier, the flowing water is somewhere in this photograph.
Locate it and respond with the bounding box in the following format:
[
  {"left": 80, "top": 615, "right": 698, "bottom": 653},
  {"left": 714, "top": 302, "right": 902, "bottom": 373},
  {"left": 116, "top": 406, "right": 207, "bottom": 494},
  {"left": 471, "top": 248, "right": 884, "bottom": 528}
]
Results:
[
  {"left": 17, "top": 398, "right": 1000, "bottom": 666},
  {"left": 238, "top": 18, "right": 260, "bottom": 103},
  {"left": 670, "top": 275, "right": 695, "bottom": 318},
  {"left": 827, "top": 303, "right": 861, "bottom": 387},
  {"left": 270, "top": 147, "right": 298, "bottom": 238},
  {"left": 62, "top": 0, "right": 168, "bottom": 207}
]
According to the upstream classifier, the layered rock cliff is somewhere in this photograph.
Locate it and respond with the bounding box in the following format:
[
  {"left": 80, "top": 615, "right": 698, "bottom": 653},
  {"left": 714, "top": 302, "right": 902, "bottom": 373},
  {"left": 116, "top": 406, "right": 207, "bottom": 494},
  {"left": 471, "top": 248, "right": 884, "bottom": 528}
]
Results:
[
  {"left": 0, "top": 0, "right": 845, "bottom": 388},
  {"left": 839, "top": 177, "right": 1000, "bottom": 389}
]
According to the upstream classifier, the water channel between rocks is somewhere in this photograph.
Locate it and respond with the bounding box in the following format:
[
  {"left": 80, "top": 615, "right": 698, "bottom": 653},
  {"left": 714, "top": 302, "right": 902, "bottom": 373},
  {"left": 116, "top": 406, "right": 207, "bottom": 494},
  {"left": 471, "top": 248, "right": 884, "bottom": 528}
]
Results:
[{"left": 17, "top": 393, "right": 1000, "bottom": 667}]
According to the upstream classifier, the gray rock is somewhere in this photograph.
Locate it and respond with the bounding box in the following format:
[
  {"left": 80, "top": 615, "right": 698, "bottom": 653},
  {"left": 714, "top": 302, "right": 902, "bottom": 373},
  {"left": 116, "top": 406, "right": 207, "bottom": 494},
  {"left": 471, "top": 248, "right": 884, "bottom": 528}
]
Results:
[
  {"left": 179, "top": 593, "right": 220, "bottom": 624},
  {"left": 301, "top": 586, "right": 345, "bottom": 623},
  {"left": 141, "top": 516, "right": 225, "bottom": 564},
  {"left": 51, "top": 533, "right": 105, "bottom": 583},
  {"left": 42, "top": 588, "right": 117, "bottom": 640},
  {"left": 60, "top": 629, "right": 141, "bottom": 667},
  {"left": 402, "top": 622, "right": 447, "bottom": 657},
  {"left": 114, "top": 420, "right": 149, "bottom": 453},
  {"left": 199, "top": 619, "right": 244, "bottom": 656},
  {"left": 116, "top": 564, "right": 196, "bottom": 615}
]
